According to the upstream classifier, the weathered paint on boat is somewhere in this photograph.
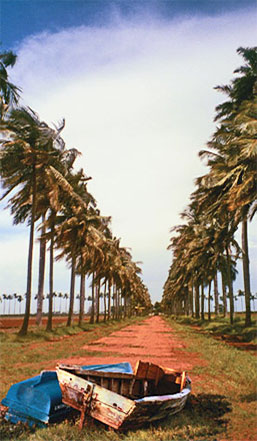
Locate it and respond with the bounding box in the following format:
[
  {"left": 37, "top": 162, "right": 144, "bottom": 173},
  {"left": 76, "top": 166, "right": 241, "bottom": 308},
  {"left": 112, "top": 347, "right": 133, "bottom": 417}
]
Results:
[{"left": 56, "top": 361, "right": 191, "bottom": 430}]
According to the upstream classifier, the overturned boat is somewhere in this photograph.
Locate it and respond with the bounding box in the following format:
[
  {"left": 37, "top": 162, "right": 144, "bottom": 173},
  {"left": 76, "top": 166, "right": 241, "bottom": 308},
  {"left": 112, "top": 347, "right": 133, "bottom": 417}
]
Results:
[{"left": 56, "top": 360, "right": 191, "bottom": 430}]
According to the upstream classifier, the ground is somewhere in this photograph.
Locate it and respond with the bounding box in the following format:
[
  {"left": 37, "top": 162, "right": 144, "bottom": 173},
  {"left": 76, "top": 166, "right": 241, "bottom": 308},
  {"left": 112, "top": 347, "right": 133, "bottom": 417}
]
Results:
[
  {"left": 1, "top": 314, "right": 256, "bottom": 441},
  {"left": 58, "top": 315, "right": 206, "bottom": 374}
]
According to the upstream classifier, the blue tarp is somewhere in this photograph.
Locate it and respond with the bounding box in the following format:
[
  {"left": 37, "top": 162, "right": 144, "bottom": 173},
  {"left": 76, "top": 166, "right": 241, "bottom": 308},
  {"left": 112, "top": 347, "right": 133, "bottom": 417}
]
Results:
[
  {"left": 1, "top": 362, "right": 133, "bottom": 426},
  {"left": 80, "top": 362, "right": 133, "bottom": 374}
]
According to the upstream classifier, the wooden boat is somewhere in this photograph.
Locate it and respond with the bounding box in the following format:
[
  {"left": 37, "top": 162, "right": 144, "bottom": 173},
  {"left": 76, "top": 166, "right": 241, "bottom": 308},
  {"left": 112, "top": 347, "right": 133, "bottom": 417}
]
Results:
[{"left": 56, "top": 361, "right": 191, "bottom": 430}]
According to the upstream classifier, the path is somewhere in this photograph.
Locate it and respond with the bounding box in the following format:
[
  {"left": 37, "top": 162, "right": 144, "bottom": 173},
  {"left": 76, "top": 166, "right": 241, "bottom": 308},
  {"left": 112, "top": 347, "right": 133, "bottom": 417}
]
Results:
[{"left": 60, "top": 315, "right": 206, "bottom": 372}]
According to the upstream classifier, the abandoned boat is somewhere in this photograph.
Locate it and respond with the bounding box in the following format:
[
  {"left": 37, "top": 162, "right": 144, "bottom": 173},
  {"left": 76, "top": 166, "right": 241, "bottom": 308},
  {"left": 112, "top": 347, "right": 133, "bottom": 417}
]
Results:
[{"left": 56, "top": 360, "right": 191, "bottom": 430}]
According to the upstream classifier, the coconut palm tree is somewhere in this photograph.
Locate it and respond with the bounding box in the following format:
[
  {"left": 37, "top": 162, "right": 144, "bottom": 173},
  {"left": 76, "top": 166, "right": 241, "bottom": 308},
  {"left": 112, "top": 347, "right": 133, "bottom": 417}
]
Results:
[
  {"left": 58, "top": 292, "right": 63, "bottom": 313},
  {"left": 54, "top": 203, "right": 107, "bottom": 327},
  {"left": 7, "top": 294, "right": 13, "bottom": 315},
  {"left": 0, "top": 108, "right": 44, "bottom": 334},
  {"left": 212, "top": 46, "right": 257, "bottom": 326},
  {"left": 63, "top": 293, "right": 69, "bottom": 313},
  {"left": 2, "top": 293, "right": 8, "bottom": 315},
  {"left": 1, "top": 107, "right": 88, "bottom": 333},
  {"left": 0, "top": 50, "right": 20, "bottom": 119},
  {"left": 0, "top": 108, "right": 74, "bottom": 334}
]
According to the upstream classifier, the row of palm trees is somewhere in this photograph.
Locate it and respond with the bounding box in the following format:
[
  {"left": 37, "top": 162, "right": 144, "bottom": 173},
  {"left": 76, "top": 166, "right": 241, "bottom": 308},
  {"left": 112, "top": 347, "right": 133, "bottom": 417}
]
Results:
[
  {"left": 162, "top": 46, "right": 257, "bottom": 326},
  {"left": 2, "top": 289, "right": 257, "bottom": 316},
  {"left": 0, "top": 293, "right": 24, "bottom": 315},
  {"left": 0, "top": 50, "right": 151, "bottom": 335}
]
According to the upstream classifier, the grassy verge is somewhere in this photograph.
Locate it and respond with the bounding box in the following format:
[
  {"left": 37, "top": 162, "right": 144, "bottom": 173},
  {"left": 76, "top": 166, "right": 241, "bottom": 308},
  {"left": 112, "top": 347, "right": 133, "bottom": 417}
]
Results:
[
  {"left": 1, "top": 316, "right": 257, "bottom": 440},
  {"left": 0, "top": 317, "right": 144, "bottom": 398},
  {"left": 169, "top": 313, "right": 257, "bottom": 344},
  {"left": 164, "top": 317, "right": 257, "bottom": 441}
]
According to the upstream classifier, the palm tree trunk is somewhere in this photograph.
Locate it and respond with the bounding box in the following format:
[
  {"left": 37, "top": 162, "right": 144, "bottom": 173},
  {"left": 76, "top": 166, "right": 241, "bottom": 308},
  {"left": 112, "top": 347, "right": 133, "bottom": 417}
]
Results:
[
  {"left": 67, "top": 252, "right": 76, "bottom": 327},
  {"left": 194, "top": 283, "right": 200, "bottom": 319},
  {"left": 46, "top": 225, "right": 54, "bottom": 331},
  {"left": 225, "top": 245, "right": 234, "bottom": 325},
  {"left": 208, "top": 280, "right": 211, "bottom": 321},
  {"left": 103, "top": 282, "right": 107, "bottom": 322},
  {"left": 221, "top": 271, "right": 227, "bottom": 318},
  {"left": 124, "top": 293, "right": 127, "bottom": 318},
  {"left": 201, "top": 283, "right": 205, "bottom": 320},
  {"left": 189, "top": 282, "right": 194, "bottom": 317},
  {"left": 19, "top": 164, "right": 36, "bottom": 336},
  {"left": 36, "top": 213, "right": 46, "bottom": 326},
  {"left": 79, "top": 272, "right": 85, "bottom": 327},
  {"left": 114, "top": 285, "right": 118, "bottom": 319},
  {"left": 116, "top": 289, "right": 120, "bottom": 320},
  {"left": 242, "top": 218, "right": 252, "bottom": 326},
  {"left": 108, "top": 279, "right": 111, "bottom": 320},
  {"left": 90, "top": 272, "right": 95, "bottom": 324},
  {"left": 214, "top": 271, "right": 219, "bottom": 316},
  {"left": 112, "top": 285, "right": 116, "bottom": 319},
  {"left": 96, "top": 279, "right": 100, "bottom": 323}
]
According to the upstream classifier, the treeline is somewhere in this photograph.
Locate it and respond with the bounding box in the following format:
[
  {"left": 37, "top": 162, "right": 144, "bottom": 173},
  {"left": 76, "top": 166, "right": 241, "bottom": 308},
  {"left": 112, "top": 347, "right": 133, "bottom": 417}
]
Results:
[
  {"left": 0, "top": 50, "right": 151, "bottom": 335},
  {"left": 162, "top": 47, "right": 257, "bottom": 327}
]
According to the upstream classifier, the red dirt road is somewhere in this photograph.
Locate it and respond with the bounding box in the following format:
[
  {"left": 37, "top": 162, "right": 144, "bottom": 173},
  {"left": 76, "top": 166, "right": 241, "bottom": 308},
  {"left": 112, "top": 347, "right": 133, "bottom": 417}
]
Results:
[{"left": 59, "top": 315, "right": 205, "bottom": 372}]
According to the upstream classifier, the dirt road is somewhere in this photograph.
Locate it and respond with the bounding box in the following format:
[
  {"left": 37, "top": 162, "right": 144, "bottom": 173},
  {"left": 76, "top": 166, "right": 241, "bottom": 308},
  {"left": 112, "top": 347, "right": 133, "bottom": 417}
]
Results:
[{"left": 60, "top": 315, "right": 205, "bottom": 372}]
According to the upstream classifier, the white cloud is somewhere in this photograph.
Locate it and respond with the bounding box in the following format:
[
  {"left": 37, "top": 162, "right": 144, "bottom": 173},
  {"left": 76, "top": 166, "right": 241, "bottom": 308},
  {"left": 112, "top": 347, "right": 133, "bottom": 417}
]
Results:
[{"left": 3, "top": 9, "right": 257, "bottom": 302}]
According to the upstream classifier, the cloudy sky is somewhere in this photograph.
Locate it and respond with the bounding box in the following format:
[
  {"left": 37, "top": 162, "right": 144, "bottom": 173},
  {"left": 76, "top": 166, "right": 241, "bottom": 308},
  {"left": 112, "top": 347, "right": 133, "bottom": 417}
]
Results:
[{"left": 0, "top": 0, "right": 257, "bottom": 311}]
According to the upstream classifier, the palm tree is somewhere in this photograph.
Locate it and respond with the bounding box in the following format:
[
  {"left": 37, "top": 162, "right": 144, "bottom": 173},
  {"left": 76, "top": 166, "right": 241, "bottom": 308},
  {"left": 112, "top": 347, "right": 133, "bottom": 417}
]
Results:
[
  {"left": 213, "top": 47, "right": 257, "bottom": 326},
  {"left": 0, "top": 108, "right": 68, "bottom": 334},
  {"left": 17, "top": 295, "right": 23, "bottom": 314},
  {"left": 63, "top": 293, "right": 69, "bottom": 313},
  {"left": 13, "top": 293, "right": 18, "bottom": 314},
  {"left": 2, "top": 293, "right": 7, "bottom": 314},
  {"left": 237, "top": 289, "right": 245, "bottom": 312},
  {"left": 35, "top": 123, "right": 80, "bottom": 328},
  {"left": 1, "top": 107, "right": 87, "bottom": 333},
  {"left": 0, "top": 50, "right": 20, "bottom": 119},
  {"left": 7, "top": 294, "right": 13, "bottom": 315},
  {"left": 163, "top": 47, "right": 256, "bottom": 326},
  {"left": 58, "top": 292, "right": 63, "bottom": 313}
]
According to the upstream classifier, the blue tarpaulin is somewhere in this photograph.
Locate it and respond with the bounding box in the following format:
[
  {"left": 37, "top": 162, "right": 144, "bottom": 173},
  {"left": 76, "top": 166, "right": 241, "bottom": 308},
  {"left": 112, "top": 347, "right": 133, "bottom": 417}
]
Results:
[{"left": 80, "top": 362, "right": 133, "bottom": 374}]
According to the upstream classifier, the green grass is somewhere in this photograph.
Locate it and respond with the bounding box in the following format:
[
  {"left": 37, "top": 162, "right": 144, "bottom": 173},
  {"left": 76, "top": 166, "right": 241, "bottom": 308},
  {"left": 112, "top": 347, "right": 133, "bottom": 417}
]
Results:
[
  {"left": 170, "top": 313, "right": 257, "bottom": 343},
  {"left": 0, "top": 317, "right": 145, "bottom": 398},
  {"left": 1, "top": 315, "right": 257, "bottom": 440}
]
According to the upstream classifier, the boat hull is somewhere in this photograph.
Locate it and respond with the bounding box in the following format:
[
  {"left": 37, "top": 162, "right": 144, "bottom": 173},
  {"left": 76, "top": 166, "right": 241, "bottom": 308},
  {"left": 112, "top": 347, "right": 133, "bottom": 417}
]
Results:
[{"left": 56, "top": 363, "right": 191, "bottom": 430}]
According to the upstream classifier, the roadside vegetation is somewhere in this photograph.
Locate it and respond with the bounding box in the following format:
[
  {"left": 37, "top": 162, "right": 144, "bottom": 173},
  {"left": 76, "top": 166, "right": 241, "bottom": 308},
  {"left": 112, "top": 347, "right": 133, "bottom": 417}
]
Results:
[{"left": 170, "top": 312, "right": 257, "bottom": 344}]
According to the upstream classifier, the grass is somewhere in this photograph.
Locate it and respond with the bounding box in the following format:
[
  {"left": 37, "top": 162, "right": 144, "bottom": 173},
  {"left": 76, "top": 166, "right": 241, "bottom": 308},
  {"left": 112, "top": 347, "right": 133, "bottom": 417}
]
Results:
[
  {"left": 0, "top": 317, "right": 144, "bottom": 398},
  {"left": 1, "top": 314, "right": 257, "bottom": 440},
  {"left": 170, "top": 312, "right": 257, "bottom": 344}
]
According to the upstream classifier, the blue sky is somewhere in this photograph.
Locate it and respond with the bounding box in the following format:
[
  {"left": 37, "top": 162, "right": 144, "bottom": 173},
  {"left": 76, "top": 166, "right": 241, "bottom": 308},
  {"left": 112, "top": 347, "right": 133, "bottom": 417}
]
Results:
[
  {"left": 0, "top": 0, "right": 257, "bottom": 311},
  {"left": 1, "top": 0, "right": 256, "bottom": 50}
]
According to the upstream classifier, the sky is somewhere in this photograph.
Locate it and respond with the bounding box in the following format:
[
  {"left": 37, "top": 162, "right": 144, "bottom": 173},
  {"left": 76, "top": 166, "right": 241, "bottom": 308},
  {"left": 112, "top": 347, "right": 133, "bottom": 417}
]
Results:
[{"left": 0, "top": 0, "right": 257, "bottom": 312}]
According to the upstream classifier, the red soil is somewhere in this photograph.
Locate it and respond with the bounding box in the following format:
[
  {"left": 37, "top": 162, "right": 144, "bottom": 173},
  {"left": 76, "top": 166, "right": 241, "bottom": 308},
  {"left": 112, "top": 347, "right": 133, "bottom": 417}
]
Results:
[{"left": 59, "top": 315, "right": 206, "bottom": 372}]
